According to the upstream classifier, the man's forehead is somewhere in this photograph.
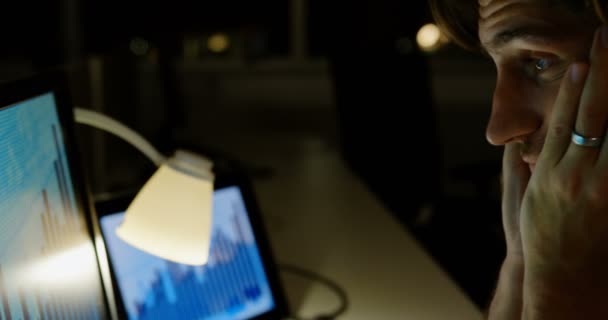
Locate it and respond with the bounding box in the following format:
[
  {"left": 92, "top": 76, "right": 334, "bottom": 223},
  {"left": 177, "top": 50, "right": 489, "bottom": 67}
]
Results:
[
  {"left": 478, "top": 0, "right": 562, "bottom": 51},
  {"left": 477, "top": 1, "right": 596, "bottom": 58},
  {"left": 479, "top": 0, "right": 543, "bottom": 21}
]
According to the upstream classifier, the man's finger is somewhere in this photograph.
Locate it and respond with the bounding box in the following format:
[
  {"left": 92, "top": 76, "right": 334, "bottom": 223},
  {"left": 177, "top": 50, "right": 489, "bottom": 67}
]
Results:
[
  {"left": 539, "top": 63, "right": 589, "bottom": 167},
  {"left": 502, "top": 143, "right": 530, "bottom": 253},
  {"left": 565, "top": 27, "right": 608, "bottom": 164},
  {"left": 503, "top": 143, "right": 530, "bottom": 208}
]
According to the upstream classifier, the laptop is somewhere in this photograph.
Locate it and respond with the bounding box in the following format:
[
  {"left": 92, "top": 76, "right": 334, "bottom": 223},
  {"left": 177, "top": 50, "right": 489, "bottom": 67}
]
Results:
[
  {"left": 96, "top": 174, "right": 290, "bottom": 320},
  {"left": 0, "top": 74, "right": 113, "bottom": 319}
]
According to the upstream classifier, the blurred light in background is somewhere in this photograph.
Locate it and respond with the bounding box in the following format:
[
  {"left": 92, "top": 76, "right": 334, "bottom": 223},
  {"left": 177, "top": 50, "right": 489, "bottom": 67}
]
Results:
[
  {"left": 416, "top": 23, "right": 446, "bottom": 52},
  {"left": 207, "top": 32, "right": 230, "bottom": 54},
  {"left": 129, "top": 37, "right": 150, "bottom": 56}
]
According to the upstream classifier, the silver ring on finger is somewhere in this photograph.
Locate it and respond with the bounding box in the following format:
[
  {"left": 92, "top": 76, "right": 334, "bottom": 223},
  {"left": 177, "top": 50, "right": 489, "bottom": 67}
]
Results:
[{"left": 571, "top": 130, "right": 603, "bottom": 148}]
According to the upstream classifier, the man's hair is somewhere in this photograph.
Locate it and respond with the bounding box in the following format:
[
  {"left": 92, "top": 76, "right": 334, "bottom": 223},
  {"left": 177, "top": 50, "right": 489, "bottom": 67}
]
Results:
[{"left": 430, "top": 0, "right": 607, "bottom": 51}]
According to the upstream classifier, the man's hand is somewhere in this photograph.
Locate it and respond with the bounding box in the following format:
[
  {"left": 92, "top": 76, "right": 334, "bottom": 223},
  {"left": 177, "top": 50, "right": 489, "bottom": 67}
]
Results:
[
  {"left": 502, "top": 143, "right": 530, "bottom": 261},
  {"left": 520, "top": 26, "right": 608, "bottom": 319},
  {"left": 486, "top": 143, "right": 529, "bottom": 320}
]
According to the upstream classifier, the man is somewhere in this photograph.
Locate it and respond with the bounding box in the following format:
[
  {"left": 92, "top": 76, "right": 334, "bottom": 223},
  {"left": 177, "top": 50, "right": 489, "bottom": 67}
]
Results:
[{"left": 430, "top": 0, "right": 608, "bottom": 319}]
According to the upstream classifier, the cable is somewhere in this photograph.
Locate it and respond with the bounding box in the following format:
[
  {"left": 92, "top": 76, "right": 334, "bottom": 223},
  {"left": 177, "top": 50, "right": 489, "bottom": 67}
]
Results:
[{"left": 279, "top": 263, "right": 349, "bottom": 320}]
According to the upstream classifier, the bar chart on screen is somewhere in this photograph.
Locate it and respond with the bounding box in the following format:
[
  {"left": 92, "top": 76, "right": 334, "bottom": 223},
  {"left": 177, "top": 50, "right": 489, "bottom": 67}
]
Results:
[
  {"left": 101, "top": 186, "right": 275, "bottom": 320},
  {"left": 0, "top": 93, "right": 107, "bottom": 320}
]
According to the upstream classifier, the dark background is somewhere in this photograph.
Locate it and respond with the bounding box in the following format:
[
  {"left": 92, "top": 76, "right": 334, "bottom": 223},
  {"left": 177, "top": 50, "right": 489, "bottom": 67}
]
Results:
[{"left": 0, "top": 0, "right": 504, "bottom": 310}]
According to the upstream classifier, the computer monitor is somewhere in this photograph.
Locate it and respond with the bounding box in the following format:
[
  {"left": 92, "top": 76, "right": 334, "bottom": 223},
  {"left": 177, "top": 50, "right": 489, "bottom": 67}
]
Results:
[{"left": 0, "top": 75, "right": 111, "bottom": 319}]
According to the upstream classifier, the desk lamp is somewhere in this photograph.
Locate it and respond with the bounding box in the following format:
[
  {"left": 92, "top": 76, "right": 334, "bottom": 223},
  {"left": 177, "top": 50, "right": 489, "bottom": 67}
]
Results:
[{"left": 74, "top": 108, "right": 213, "bottom": 266}]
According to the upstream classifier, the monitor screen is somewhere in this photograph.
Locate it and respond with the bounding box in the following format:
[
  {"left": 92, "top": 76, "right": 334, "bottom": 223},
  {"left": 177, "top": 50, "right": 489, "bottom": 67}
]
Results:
[
  {"left": 0, "top": 92, "right": 108, "bottom": 319},
  {"left": 100, "top": 185, "right": 277, "bottom": 320}
]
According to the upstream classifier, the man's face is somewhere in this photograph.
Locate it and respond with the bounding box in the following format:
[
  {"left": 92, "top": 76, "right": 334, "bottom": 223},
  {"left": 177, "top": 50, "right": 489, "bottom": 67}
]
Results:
[{"left": 478, "top": 0, "right": 596, "bottom": 172}]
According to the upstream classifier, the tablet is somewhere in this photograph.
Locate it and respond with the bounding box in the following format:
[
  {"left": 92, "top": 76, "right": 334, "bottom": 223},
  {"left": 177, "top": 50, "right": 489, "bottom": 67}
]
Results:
[{"left": 97, "top": 176, "right": 288, "bottom": 320}]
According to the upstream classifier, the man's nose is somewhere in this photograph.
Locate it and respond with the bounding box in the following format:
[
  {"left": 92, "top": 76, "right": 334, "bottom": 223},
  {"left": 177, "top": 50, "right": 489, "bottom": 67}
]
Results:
[{"left": 485, "top": 73, "right": 541, "bottom": 146}]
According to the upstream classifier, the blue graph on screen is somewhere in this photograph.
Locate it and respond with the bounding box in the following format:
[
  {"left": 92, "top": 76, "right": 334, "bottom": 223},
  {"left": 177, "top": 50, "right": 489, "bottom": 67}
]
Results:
[
  {"left": 101, "top": 186, "right": 276, "bottom": 320},
  {"left": 0, "top": 93, "right": 107, "bottom": 320}
]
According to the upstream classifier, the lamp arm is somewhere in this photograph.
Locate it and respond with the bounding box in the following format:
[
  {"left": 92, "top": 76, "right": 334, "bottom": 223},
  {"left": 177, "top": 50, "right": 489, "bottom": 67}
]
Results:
[{"left": 73, "top": 108, "right": 167, "bottom": 167}]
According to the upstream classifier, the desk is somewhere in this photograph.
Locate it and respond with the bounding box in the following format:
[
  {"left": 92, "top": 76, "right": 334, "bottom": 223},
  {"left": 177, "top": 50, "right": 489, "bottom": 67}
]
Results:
[{"left": 236, "top": 135, "right": 484, "bottom": 320}]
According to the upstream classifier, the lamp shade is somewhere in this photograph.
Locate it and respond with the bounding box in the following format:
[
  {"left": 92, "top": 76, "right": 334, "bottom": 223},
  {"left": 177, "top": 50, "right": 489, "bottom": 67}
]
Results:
[{"left": 116, "top": 150, "right": 214, "bottom": 266}]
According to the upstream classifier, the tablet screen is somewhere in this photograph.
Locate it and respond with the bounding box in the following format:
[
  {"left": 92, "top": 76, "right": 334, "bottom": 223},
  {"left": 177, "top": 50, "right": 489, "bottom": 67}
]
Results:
[{"left": 100, "top": 186, "right": 277, "bottom": 320}]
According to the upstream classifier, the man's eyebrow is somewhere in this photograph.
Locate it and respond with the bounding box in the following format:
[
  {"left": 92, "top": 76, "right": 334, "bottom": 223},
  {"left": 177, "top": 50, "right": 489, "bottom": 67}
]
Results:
[{"left": 482, "top": 25, "right": 557, "bottom": 52}]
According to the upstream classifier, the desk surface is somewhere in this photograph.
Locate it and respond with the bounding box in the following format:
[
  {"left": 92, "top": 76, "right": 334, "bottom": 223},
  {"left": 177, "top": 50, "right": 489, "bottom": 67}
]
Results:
[{"left": 233, "top": 135, "right": 484, "bottom": 320}]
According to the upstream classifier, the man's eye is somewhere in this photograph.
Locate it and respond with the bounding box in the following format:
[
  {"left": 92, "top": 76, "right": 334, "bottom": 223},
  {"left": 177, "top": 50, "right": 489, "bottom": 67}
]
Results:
[
  {"left": 524, "top": 56, "right": 566, "bottom": 83},
  {"left": 534, "top": 58, "right": 552, "bottom": 71}
]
